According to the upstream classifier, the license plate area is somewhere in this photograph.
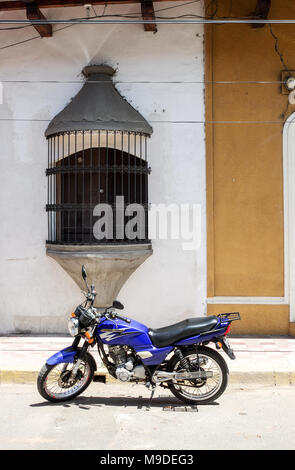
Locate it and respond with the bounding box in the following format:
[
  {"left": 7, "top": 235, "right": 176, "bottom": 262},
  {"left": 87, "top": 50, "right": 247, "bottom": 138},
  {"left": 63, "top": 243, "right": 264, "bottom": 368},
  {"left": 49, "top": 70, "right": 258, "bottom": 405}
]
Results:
[{"left": 218, "top": 337, "right": 236, "bottom": 360}]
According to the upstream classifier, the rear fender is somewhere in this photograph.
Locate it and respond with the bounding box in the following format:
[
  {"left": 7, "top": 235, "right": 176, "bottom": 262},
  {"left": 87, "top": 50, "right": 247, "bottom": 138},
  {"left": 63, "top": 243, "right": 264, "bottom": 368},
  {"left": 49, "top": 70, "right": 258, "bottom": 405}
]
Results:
[{"left": 46, "top": 346, "right": 97, "bottom": 371}]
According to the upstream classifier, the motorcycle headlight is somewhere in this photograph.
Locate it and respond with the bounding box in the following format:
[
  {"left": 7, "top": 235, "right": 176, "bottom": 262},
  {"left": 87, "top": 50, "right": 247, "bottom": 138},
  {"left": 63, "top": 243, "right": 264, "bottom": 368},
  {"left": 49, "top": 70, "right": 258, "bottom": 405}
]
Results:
[{"left": 68, "top": 317, "right": 79, "bottom": 337}]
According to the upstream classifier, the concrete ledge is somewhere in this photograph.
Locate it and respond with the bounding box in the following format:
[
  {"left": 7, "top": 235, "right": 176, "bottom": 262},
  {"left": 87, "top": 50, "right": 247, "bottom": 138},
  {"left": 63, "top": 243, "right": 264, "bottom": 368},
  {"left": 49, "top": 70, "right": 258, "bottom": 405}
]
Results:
[
  {"left": 0, "top": 370, "right": 39, "bottom": 384},
  {"left": 229, "top": 371, "right": 295, "bottom": 386}
]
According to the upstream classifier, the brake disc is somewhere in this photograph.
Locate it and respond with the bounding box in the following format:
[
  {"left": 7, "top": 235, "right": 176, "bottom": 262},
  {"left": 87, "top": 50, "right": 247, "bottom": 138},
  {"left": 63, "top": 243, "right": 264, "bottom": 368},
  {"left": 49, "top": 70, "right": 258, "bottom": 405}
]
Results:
[{"left": 58, "top": 369, "right": 83, "bottom": 388}]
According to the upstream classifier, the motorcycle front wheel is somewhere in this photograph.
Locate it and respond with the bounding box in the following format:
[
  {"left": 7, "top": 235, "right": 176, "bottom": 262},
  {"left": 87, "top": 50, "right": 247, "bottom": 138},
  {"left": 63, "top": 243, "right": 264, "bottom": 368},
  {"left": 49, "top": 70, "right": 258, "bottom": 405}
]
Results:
[
  {"left": 168, "top": 346, "right": 228, "bottom": 405},
  {"left": 37, "top": 353, "right": 95, "bottom": 403}
]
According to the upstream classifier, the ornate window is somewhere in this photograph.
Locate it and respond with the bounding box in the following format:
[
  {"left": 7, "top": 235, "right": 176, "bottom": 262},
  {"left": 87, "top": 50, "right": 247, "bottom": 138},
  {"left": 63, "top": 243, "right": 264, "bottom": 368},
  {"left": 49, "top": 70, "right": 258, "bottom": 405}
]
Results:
[{"left": 45, "top": 66, "right": 152, "bottom": 246}]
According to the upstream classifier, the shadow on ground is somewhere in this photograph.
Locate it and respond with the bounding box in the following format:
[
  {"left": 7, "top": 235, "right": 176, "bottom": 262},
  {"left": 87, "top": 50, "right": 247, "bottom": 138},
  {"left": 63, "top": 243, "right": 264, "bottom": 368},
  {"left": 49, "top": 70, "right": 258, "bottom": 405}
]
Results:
[{"left": 30, "top": 395, "right": 219, "bottom": 410}]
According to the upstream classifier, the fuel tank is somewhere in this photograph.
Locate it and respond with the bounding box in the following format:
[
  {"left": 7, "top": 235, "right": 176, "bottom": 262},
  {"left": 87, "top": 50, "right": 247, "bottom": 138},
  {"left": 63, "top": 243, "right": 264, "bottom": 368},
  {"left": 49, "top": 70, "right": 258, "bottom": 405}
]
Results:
[{"left": 95, "top": 317, "right": 173, "bottom": 366}]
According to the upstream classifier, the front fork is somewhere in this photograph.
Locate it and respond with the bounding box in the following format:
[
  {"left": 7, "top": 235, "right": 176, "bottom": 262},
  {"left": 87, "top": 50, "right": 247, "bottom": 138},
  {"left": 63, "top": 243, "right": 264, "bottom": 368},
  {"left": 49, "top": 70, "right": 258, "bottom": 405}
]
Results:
[
  {"left": 46, "top": 334, "right": 97, "bottom": 378},
  {"left": 69, "top": 337, "right": 89, "bottom": 380}
]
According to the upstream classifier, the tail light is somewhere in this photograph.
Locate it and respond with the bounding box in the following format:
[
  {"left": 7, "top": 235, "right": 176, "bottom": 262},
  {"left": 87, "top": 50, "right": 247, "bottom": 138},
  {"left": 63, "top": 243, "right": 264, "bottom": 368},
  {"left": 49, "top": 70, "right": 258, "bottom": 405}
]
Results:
[{"left": 224, "top": 324, "right": 231, "bottom": 336}]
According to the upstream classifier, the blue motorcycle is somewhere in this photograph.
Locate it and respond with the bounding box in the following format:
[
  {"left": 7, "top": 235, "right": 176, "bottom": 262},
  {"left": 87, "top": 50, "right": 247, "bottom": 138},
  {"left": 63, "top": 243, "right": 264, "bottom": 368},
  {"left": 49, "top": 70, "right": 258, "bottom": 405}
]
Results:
[{"left": 37, "top": 266, "right": 240, "bottom": 405}]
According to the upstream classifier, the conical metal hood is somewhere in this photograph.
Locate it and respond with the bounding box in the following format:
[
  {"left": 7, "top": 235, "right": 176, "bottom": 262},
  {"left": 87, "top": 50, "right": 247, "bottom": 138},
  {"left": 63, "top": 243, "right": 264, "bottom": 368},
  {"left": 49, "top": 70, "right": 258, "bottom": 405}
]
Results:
[{"left": 45, "top": 65, "right": 153, "bottom": 137}]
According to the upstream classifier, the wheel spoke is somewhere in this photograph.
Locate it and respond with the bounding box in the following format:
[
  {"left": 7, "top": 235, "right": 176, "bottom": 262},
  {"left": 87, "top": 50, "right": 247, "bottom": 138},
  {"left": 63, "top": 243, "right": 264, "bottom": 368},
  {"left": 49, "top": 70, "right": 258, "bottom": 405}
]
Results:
[
  {"left": 44, "top": 361, "right": 91, "bottom": 399},
  {"left": 172, "top": 352, "right": 224, "bottom": 402}
]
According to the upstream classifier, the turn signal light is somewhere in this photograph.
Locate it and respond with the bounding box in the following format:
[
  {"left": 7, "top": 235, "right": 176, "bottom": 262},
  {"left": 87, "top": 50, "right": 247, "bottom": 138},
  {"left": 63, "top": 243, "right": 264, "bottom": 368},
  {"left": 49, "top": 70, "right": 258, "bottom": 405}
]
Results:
[
  {"left": 71, "top": 312, "right": 76, "bottom": 318},
  {"left": 85, "top": 331, "right": 94, "bottom": 344}
]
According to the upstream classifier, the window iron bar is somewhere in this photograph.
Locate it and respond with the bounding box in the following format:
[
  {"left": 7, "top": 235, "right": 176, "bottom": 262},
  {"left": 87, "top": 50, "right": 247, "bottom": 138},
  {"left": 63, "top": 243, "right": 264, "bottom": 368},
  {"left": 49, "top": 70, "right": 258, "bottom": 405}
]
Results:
[{"left": 46, "top": 131, "right": 150, "bottom": 245}]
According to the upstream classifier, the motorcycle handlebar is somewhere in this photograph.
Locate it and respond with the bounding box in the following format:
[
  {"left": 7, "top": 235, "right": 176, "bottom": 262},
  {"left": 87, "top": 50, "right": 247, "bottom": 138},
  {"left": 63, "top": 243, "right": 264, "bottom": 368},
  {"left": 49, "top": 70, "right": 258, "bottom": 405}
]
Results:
[
  {"left": 115, "top": 313, "right": 131, "bottom": 323},
  {"left": 105, "top": 310, "right": 130, "bottom": 323}
]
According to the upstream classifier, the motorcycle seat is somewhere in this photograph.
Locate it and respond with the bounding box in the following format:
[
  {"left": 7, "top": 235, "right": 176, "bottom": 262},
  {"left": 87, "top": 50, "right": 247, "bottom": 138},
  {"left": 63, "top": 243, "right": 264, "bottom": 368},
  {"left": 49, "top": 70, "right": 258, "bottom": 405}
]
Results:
[{"left": 148, "top": 315, "right": 219, "bottom": 348}]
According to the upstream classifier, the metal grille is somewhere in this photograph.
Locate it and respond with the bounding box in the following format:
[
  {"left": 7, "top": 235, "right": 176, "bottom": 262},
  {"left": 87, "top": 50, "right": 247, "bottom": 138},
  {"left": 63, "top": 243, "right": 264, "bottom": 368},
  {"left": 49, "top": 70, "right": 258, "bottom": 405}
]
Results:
[{"left": 46, "top": 130, "right": 150, "bottom": 245}]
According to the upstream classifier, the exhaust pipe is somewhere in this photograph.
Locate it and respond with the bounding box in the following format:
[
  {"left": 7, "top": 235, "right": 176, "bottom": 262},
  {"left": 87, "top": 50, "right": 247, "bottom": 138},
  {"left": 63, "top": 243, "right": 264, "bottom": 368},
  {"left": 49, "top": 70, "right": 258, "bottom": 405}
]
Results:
[{"left": 152, "top": 370, "right": 213, "bottom": 384}]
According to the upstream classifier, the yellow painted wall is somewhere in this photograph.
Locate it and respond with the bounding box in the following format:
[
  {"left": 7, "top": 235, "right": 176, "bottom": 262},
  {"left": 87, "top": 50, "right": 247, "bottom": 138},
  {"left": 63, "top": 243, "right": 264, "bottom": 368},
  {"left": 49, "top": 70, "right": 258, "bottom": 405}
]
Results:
[
  {"left": 207, "top": 304, "right": 290, "bottom": 336},
  {"left": 205, "top": 0, "right": 295, "bottom": 334}
]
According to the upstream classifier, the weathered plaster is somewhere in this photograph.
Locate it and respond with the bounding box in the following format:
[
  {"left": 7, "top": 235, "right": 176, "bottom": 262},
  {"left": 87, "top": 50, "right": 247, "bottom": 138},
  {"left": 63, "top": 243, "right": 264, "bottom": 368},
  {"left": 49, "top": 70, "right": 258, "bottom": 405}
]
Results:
[{"left": 0, "top": 2, "right": 206, "bottom": 333}]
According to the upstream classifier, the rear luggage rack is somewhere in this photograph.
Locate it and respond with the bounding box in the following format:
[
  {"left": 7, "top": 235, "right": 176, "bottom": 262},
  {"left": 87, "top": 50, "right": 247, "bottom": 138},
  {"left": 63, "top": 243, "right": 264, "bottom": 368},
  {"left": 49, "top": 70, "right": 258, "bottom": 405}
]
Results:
[{"left": 217, "top": 312, "right": 241, "bottom": 322}]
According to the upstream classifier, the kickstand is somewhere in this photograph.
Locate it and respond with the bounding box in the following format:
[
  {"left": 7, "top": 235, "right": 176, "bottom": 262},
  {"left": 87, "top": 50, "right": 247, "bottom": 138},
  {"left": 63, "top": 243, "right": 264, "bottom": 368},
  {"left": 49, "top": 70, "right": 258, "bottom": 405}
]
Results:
[{"left": 146, "top": 386, "right": 156, "bottom": 411}]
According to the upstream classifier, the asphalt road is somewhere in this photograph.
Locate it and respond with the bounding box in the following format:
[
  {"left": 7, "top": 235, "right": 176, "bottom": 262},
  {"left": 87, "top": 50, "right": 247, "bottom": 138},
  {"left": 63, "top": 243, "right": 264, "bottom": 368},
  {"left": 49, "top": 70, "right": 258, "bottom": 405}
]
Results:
[{"left": 0, "top": 382, "right": 294, "bottom": 450}]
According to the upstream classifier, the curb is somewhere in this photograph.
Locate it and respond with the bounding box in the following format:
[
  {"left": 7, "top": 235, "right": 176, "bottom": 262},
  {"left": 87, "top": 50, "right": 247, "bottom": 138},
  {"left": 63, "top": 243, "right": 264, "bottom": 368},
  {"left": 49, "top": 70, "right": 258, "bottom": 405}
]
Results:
[
  {"left": 0, "top": 369, "right": 112, "bottom": 384},
  {"left": 1, "top": 370, "right": 294, "bottom": 386},
  {"left": 229, "top": 371, "right": 295, "bottom": 386}
]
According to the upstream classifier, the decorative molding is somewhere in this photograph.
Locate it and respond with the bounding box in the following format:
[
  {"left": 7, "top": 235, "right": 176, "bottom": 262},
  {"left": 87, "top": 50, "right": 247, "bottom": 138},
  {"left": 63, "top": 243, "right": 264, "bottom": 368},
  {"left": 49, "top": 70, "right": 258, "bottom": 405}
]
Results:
[
  {"left": 283, "top": 112, "right": 295, "bottom": 322},
  {"left": 204, "top": 20, "right": 215, "bottom": 297},
  {"left": 207, "top": 297, "right": 287, "bottom": 305}
]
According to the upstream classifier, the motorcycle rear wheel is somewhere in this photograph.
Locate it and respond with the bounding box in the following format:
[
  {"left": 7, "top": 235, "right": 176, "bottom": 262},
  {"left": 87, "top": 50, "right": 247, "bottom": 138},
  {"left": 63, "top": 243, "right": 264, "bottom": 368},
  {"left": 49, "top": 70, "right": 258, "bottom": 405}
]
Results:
[
  {"left": 168, "top": 346, "right": 228, "bottom": 405},
  {"left": 37, "top": 354, "right": 95, "bottom": 403}
]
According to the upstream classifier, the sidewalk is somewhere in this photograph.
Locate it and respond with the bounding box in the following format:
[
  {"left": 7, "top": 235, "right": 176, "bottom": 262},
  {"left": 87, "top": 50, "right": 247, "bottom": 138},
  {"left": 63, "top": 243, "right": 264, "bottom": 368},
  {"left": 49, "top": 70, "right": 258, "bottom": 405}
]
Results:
[{"left": 0, "top": 335, "right": 295, "bottom": 386}]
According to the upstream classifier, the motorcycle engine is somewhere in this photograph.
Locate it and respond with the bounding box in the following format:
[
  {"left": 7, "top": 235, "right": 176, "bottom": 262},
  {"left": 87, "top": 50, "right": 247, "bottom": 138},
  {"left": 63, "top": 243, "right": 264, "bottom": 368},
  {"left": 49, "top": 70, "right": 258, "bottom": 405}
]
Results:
[{"left": 108, "top": 345, "right": 146, "bottom": 382}]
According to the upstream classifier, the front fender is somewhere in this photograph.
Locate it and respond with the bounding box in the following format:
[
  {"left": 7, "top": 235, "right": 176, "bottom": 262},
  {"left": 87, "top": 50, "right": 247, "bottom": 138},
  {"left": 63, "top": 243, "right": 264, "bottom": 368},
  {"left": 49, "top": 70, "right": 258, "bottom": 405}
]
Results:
[
  {"left": 46, "top": 346, "right": 77, "bottom": 366},
  {"left": 46, "top": 346, "right": 97, "bottom": 372}
]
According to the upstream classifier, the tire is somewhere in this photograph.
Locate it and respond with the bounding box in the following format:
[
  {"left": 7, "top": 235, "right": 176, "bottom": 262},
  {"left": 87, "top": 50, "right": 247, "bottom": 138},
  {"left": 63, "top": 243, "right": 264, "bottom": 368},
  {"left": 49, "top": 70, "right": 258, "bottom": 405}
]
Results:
[
  {"left": 37, "top": 352, "right": 95, "bottom": 403},
  {"left": 168, "top": 346, "right": 228, "bottom": 405}
]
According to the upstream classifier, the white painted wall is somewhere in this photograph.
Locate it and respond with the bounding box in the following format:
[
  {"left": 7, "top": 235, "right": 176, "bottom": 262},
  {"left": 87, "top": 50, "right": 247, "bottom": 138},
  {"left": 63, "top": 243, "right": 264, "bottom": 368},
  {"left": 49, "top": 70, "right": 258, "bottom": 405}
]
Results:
[{"left": 0, "top": 1, "right": 206, "bottom": 333}]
